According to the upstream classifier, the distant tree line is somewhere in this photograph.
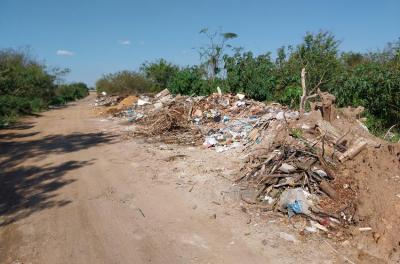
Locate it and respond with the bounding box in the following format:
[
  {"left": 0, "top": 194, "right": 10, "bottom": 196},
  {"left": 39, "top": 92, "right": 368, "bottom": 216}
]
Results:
[
  {"left": 0, "top": 48, "right": 89, "bottom": 126},
  {"left": 96, "top": 30, "right": 399, "bottom": 135}
]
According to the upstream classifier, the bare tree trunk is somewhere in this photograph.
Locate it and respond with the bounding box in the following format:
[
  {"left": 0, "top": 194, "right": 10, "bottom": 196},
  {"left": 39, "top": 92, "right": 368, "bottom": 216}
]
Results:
[{"left": 299, "top": 68, "right": 307, "bottom": 116}]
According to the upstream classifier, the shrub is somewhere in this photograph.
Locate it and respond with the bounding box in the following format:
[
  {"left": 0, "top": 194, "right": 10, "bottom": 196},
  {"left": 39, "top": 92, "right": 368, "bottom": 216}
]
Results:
[
  {"left": 0, "top": 95, "right": 33, "bottom": 117},
  {"left": 167, "top": 66, "right": 210, "bottom": 95},
  {"left": 54, "top": 82, "right": 89, "bottom": 103},
  {"left": 334, "top": 62, "right": 400, "bottom": 128},
  {"left": 0, "top": 49, "right": 56, "bottom": 102},
  {"left": 96, "top": 71, "right": 152, "bottom": 96},
  {"left": 276, "top": 85, "right": 302, "bottom": 108},
  {"left": 224, "top": 51, "right": 276, "bottom": 101},
  {"left": 140, "top": 59, "right": 179, "bottom": 92}
]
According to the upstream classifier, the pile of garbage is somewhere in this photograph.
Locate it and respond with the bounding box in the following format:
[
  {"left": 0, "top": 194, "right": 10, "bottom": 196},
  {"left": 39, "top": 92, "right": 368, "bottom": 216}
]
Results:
[
  {"left": 94, "top": 89, "right": 400, "bottom": 261},
  {"left": 97, "top": 88, "right": 300, "bottom": 150},
  {"left": 94, "top": 96, "right": 121, "bottom": 107},
  {"left": 95, "top": 89, "right": 372, "bottom": 227},
  {"left": 239, "top": 127, "right": 357, "bottom": 230}
]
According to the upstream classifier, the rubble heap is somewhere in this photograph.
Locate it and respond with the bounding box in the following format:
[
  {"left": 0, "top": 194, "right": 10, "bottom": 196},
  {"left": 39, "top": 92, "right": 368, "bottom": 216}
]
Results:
[{"left": 94, "top": 89, "right": 400, "bottom": 261}]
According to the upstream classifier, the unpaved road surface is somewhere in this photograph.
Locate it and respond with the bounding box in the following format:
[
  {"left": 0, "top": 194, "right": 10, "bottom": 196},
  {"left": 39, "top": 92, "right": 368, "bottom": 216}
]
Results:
[{"left": 0, "top": 95, "right": 354, "bottom": 263}]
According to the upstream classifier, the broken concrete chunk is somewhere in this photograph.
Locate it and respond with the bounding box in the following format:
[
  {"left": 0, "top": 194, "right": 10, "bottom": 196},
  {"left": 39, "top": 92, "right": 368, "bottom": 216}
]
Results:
[
  {"left": 236, "top": 93, "right": 245, "bottom": 100},
  {"left": 137, "top": 99, "right": 150, "bottom": 106},
  {"left": 276, "top": 111, "right": 285, "bottom": 120},
  {"left": 153, "top": 102, "right": 163, "bottom": 110},
  {"left": 278, "top": 163, "right": 296, "bottom": 173},
  {"left": 155, "top": 88, "right": 170, "bottom": 98}
]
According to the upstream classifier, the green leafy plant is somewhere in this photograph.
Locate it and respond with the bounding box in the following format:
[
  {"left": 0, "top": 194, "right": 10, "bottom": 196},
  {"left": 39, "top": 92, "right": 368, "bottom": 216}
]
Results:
[
  {"left": 96, "top": 71, "right": 152, "bottom": 96},
  {"left": 140, "top": 59, "right": 179, "bottom": 92}
]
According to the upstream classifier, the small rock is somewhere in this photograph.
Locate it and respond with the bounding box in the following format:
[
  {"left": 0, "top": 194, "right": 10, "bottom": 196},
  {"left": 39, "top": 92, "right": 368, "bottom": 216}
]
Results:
[
  {"left": 153, "top": 102, "right": 163, "bottom": 109},
  {"left": 276, "top": 111, "right": 285, "bottom": 120},
  {"left": 278, "top": 163, "right": 296, "bottom": 173},
  {"left": 305, "top": 226, "right": 317, "bottom": 233},
  {"left": 236, "top": 93, "right": 245, "bottom": 100},
  {"left": 279, "top": 232, "right": 297, "bottom": 243}
]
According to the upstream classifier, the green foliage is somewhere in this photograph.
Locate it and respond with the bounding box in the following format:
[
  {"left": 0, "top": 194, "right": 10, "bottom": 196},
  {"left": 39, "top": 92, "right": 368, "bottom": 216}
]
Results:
[
  {"left": 0, "top": 49, "right": 57, "bottom": 101},
  {"left": 224, "top": 51, "right": 276, "bottom": 101},
  {"left": 0, "top": 95, "right": 33, "bottom": 117},
  {"left": 198, "top": 28, "right": 238, "bottom": 80},
  {"left": 167, "top": 66, "right": 210, "bottom": 95},
  {"left": 289, "top": 128, "right": 303, "bottom": 139},
  {"left": 334, "top": 62, "right": 400, "bottom": 128},
  {"left": 0, "top": 48, "right": 88, "bottom": 126},
  {"left": 276, "top": 85, "right": 302, "bottom": 108},
  {"left": 96, "top": 71, "right": 152, "bottom": 96},
  {"left": 94, "top": 31, "right": 400, "bottom": 134},
  {"left": 276, "top": 31, "right": 341, "bottom": 94},
  {"left": 52, "top": 82, "right": 89, "bottom": 104},
  {"left": 140, "top": 59, "right": 179, "bottom": 92}
]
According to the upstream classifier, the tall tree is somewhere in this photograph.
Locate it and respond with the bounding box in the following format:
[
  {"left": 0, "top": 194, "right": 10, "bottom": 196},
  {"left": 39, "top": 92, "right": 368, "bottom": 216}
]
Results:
[{"left": 197, "top": 28, "right": 238, "bottom": 80}]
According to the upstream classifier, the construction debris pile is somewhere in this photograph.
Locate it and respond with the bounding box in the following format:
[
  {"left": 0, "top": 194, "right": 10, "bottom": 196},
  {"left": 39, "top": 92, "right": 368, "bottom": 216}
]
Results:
[
  {"left": 95, "top": 89, "right": 375, "bottom": 226},
  {"left": 238, "top": 120, "right": 361, "bottom": 230},
  {"left": 96, "top": 89, "right": 300, "bottom": 150},
  {"left": 95, "top": 90, "right": 376, "bottom": 224},
  {"left": 94, "top": 88, "right": 400, "bottom": 261},
  {"left": 94, "top": 95, "right": 121, "bottom": 107}
]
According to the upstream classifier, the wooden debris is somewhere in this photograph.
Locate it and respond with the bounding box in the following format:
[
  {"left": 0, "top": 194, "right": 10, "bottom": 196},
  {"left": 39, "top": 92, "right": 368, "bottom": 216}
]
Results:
[
  {"left": 319, "top": 181, "right": 338, "bottom": 199},
  {"left": 338, "top": 138, "right": 367, "bottom": 162},
  {"left": 317, "top": 89, "right": 336, "bottom": 122},
  {"left": 138, "top": 208, "right": 146, "bottom": 218}
]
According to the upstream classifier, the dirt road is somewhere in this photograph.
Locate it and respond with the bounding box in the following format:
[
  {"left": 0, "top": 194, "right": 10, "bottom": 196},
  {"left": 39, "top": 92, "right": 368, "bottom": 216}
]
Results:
[{"left": 0, "top": 95, "right": 351, "bottom": 263}]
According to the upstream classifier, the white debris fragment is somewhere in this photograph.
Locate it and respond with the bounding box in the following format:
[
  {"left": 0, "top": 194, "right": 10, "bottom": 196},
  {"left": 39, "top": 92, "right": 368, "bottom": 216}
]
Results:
[{"left": 279, "top": 163, "right": 296, "bottom": 173}]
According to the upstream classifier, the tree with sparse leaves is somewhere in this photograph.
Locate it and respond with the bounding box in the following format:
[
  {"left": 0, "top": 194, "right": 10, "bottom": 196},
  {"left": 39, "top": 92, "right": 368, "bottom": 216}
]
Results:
[{"left": 197, "top": 28, "right": 238, "bottom": 80}]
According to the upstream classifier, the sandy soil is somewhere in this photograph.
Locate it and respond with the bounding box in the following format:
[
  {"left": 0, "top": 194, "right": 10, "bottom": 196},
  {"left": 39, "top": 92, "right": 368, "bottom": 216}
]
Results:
[{"left": 0, "top": 94, "right": 361, "bottom": 264}]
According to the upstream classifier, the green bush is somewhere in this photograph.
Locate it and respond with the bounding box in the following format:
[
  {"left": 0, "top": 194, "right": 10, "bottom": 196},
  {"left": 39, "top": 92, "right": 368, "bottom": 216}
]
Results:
[
  {"left": 94, "top": 32, "right": 400, "bottom": 133},
  {"left": 0, "top": 48, "right": 88, "bottom": 125},
  {"left": 0, "top": 49, "right": 56, "bottom": 102},
  {"left": 140, "top": 59, "right": 179, "bottom": 92},
  {"left": 167, "top": 66, "right": 210, "bottom": 95},
  {"left": 96, "top": 71, "right": 152, "bottom": 96},
  {"left": 334, "top": 62, "right": 400, "bottom": 128},
  {"left": 54, "top": 82, "right": 89, "bottom": 103},
  {"left": 50, "top": 96, "right": 67, "bottom": 106},
  {"left": 224, "top": 51, "right": 276, "bottom": 101},
  {"left": 276, "top": 85, "right": 302, "bottom": 108},
  {"left": 0, "top": 95, "right": 33, "bottom": 117}
]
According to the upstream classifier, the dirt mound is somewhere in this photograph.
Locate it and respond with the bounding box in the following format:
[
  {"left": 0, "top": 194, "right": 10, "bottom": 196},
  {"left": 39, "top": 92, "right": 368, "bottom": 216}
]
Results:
[
  {"left": 116, "top": 95, "right": 138, "bottom": 110},
  {"left": 342, "top": 144, "right": 400, "bottom": 262}
]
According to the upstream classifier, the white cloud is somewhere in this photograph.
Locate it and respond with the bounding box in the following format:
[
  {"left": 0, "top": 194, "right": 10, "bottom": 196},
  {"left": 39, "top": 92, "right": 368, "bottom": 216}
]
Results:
[
  {"left": 119, "top": 40, "right": 131, "bottom": 45},
  {"left": 56, "top": 50, "right": 75, "bottom": 56}
]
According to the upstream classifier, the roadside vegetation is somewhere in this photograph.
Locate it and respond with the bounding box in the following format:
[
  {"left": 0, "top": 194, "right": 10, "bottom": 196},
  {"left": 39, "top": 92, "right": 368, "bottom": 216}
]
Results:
[
  {"left": 0, "top": 48, "right": 89, "bottom": 126},
  {"left": 96, "top": 30, "right": 399, "bottom": 139}
]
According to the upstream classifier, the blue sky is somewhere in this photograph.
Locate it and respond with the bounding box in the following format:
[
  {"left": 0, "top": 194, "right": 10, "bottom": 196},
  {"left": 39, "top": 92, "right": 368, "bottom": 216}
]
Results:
[{"left": 1, "top": 0, "right": 399, "bottom": 87}]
